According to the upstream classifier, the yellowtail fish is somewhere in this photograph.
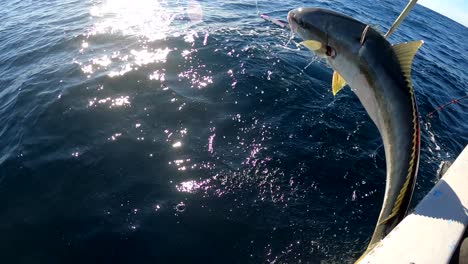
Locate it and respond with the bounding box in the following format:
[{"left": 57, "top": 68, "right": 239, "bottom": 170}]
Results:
[{"left": 287, "top": 7, "right": 423, "bottom": 259}]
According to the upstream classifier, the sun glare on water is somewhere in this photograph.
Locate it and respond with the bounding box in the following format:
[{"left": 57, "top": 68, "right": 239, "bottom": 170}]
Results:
[
  {"left": 90, "top": 0, "right": 175, "bottom": 40},
  {"left": 88, "top": 0, "right": 204, "bottom": 40},
  {"left": 77, "top": 0, "right": 207, "bottom": 79},
  {"left": 74, "top": 1, "right": 218, "bottom": 201}
]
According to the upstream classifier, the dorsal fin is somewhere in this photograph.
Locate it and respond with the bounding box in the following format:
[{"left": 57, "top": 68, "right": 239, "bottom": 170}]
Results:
[
  {"left": 392, "top": 40, "right": 424, "bottom": 85},
  {"left": 332, "top": 71, "right": 347, "bottom": 96}
]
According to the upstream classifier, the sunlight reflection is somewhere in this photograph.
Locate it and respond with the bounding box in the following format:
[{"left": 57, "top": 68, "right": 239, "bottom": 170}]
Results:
[
  {"left": 89, "top": 0, "right": 178, "bottom": 41},
  {"left": 112, "top": 96, "right": 130, "bottom": 107},
  {"left": 92, "top": 55, "right": 112, "bottom": 67},
  {"left": 77, "top": 48, "right": 171, "bottom": 78},
  {"left": 168, "top": 157, "right": 198, "bottom": 172},
  {"left": 176, "top": 179, "right": 211, "bottom": 193},
  {"left": 177, "top": 180, "right": 200, "bottom": 193},
  {"left": 131, "top": 48, "right": 171, "bottom": 66},
  {"left": 177, "top": 68, "right": 213, "bottom": 89},
  {"left": 149, "top": 70, "right": 165, "bottom": 81},
  {"left": 78, "top": 0, "right": 209, "bottom": 80},
  {"left": 108, "top": 64, "right": 133, "bottom": 77},
  {"left": 208, "top": 127, "right": 215, "bottom": 154},
  {"left": 107, "top": 133, "right": 122, "bottom": 141},
  {"left": 88, "top": 96, "right": 131, "bottom": 108},
  {"left": 184, "top": 30, "right": 199, "bottom": 45}
]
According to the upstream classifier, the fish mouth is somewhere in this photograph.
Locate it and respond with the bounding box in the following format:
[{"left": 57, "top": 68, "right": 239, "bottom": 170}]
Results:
[{"left": 287, "top": 9, "right": 300, "bottom": 33}]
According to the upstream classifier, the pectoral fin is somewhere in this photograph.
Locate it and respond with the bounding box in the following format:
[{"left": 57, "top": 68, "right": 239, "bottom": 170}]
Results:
[
  {"left": 300, "top": 40, "right": 322, "bottom": 51},
  {"left": 332, "top": 71, "right": 347, "bottom": 96}
]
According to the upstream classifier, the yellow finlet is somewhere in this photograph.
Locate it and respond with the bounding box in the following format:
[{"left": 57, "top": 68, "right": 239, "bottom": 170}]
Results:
[
  {"left": 332, "top": 71, "right": 347, "bottom": 96},
  {"left": 392, "top": 40, "right": 424, "bottom": 82},
  {"left": 300, "top": 40, "right": 322, "bottom": 51}
]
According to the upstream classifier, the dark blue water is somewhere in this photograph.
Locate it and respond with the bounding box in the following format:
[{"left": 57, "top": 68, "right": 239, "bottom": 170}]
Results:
[{"left": 0, "top": 0, "right": 467, "bottom": 263}]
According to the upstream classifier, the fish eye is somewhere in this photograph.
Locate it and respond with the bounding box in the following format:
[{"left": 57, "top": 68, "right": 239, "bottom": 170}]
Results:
[{"left": 326, "top": 45, "right": 336, "bottom": 58}]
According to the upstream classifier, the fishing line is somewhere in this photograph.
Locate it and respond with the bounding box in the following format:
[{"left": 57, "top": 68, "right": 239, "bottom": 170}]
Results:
[
  {"left": 258, "top": 13, "right": 323, "bottom": 70},
  {"left": 426, "top": 95, "right": 468, "bottom": 118},
  {"left": 304, "top": 60, "right": 315, "bottom": 69}
]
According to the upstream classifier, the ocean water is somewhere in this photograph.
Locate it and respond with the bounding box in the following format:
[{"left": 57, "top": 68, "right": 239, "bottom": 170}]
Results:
[{"left": 0, "top": 0, "right": 467, "bottom": 263}]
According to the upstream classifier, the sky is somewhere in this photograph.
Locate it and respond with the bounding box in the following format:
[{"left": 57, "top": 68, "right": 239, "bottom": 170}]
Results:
[{"left": 419, "top": 0, "right": 468, "bottom": 27}]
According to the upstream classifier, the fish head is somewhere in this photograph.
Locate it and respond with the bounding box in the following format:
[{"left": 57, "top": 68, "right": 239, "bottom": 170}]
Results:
[
  {"left": 288, "top": 8, "right": 366, "bottom": 61},
  {"left": 288, "top": 8, "right": 372, "bottom": 95}
]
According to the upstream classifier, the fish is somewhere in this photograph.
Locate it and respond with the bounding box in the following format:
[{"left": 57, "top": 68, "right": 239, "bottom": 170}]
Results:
[{"left": 287, "top": 7, "right": 422, "bottom": 258}]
